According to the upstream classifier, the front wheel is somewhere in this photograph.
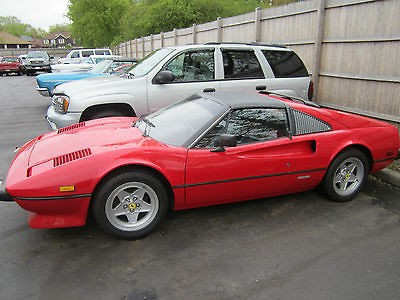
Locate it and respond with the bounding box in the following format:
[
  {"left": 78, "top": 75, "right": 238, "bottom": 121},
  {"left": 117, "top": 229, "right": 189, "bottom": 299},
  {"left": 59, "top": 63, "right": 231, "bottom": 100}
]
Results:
[
  {"left": 321, "top": 149, "right": 369, "bottom": 202},
  {"left": 92, "top": 171, "right": 168, "bottom": 239}
]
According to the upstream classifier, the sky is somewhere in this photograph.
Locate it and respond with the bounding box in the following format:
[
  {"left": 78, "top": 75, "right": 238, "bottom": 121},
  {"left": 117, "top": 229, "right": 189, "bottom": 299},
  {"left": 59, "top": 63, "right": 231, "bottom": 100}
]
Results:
[{"left": 0, "top": 0, "right": 70, "bottom": 31}]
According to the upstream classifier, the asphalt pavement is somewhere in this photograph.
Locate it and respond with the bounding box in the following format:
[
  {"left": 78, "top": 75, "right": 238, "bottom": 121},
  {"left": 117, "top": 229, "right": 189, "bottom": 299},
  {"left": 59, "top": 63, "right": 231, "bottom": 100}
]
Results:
[{"left": 0, "top": 75, "right": 400, "bottom": 300}]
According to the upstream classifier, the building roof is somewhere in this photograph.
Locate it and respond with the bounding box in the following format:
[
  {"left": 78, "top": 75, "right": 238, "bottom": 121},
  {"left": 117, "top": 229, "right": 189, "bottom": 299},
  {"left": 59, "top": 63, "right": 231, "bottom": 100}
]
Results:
[
  {"left": 0, "top": 32, "right": 31, "bottom": 45},
  {"left": 43, "top": 32, "right": 71, "bottom": 40}
]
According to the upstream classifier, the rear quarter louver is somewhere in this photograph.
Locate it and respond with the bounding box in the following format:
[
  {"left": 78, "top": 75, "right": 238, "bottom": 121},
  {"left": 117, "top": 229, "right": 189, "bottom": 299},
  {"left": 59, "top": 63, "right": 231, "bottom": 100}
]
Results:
[{"left": 291, "top": 109, "right": 331, "bottom": 135}]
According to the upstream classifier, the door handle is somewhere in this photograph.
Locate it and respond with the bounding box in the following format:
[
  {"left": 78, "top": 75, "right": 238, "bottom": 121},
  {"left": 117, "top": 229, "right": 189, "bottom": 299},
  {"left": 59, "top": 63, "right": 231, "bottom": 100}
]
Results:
[
  {"left": 203, "top": 88, "right": 216, "bottom": 93},
  {"left": 256, "top": 85, "right": 266, "bottom": 91}
]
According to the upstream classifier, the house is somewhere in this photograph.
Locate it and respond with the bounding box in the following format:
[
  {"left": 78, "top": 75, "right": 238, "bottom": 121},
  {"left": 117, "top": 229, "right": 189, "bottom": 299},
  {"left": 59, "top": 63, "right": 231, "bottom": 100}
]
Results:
[
  {"left": 42, "top": 32, "right": 75, "bottom": 48},
  {"left": 0, "top": 31, "right": 31, "bottom": 49}
]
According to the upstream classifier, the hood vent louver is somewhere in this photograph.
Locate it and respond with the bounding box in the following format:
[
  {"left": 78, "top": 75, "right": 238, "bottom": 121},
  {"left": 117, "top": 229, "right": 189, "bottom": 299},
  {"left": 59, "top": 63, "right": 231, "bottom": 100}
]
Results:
[
  {"left": 53, "top": 148, "right": 92, "bottom": 167},
  {"left": 57, "top": 122, "right": 86, "bottom": 134}
]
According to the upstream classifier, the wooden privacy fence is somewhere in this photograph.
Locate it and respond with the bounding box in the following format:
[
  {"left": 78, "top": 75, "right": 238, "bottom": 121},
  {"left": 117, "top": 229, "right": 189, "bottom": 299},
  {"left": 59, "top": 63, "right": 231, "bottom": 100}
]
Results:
[{"left": 117, "top": 0, "right": 399, "bottom": 128}]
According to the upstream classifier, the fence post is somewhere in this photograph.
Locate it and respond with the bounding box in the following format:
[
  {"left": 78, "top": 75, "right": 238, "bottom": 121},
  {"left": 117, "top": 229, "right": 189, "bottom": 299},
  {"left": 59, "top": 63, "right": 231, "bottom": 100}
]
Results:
[
  {"left": 130, "top": 40, "right": 134, "bottom": 57},
  {"left": 312, "top": 0, "right": 326, "bottom": 101},
  {"left": 217, "top": 17, "right": 222, "bottom": 42},
  {"left": 192, "top": 24, "right": 197, "bottom": 44},
  {"left": 173, "top": 28, "right": 178, "bottom": 46},
  {"left": 135, "top": 39, "right": 138, "bottom": 58},
  {"left": 141, "top": 37, "right": 145, "bottom": 58},
  {"left": 161, "top": 32, "right": 164, "bottom": 48},
  {"left": 255, "top": 7, "right": 261, "bottom": 42}
]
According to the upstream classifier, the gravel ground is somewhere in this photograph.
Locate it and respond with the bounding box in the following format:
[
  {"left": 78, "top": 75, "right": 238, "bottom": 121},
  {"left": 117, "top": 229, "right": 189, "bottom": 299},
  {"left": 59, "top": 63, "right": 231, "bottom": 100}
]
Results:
[{"left": 389, "top": 159, "right": 400, "bottom": 172}]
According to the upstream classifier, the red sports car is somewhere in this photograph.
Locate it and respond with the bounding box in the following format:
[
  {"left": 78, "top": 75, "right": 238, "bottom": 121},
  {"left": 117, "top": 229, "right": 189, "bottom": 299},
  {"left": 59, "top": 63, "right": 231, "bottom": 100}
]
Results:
[{"left": 1, "top": 92, "right": 399, "bottom": 239}]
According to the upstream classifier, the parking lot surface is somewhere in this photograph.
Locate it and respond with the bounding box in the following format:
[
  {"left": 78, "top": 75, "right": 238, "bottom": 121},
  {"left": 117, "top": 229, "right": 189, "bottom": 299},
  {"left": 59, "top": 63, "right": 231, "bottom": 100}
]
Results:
[{"left": 1, "top": 76, "right": 400, "bottom": 300}]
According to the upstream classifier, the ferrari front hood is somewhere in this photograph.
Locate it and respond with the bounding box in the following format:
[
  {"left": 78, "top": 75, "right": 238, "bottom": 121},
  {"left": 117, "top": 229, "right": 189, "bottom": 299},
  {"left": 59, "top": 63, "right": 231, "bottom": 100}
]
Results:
[{"left": 27, "top": 117, "right": 159, "bottom": 166}]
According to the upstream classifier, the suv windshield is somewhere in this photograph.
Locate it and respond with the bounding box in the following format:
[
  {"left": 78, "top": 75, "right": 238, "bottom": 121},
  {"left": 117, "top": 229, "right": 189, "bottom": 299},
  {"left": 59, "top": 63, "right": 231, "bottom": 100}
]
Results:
[
  {"left": 135, "top": 95, "right": 227, "bottom": 147},
  {"left": 27, "top": 51, "right": 49, "bottom": 58},
  {"left": 128, "top": 48, "right": 173, "bottom": 78}
]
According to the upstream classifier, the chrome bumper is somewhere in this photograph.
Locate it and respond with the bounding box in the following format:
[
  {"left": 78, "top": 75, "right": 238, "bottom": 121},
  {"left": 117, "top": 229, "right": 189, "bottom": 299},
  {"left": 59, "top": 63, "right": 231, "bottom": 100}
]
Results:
[{"left": 36, "top": 86, "right": 50, "bottom": 97}]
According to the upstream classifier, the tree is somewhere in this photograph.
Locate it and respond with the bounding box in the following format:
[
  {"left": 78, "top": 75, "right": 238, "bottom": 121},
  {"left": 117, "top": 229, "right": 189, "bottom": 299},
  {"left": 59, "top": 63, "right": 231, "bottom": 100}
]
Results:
[
  {"left": 48, "top": 23, "right": 71, "bottom": 34},
  {"left": 120, "top": 0, "right": 298, "bottom": 41},
  {"left": 0, "top": 16, "right": 45, "bottom": 38},
  {"left": 67, "top": 0, "right": 130, "bottom": 47}
]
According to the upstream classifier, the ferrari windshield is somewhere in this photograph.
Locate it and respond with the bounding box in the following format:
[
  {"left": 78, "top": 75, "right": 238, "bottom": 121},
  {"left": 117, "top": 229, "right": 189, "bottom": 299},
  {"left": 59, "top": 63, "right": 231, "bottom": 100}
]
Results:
[
  {"left": 128, "top": 48, "right": 173, "bottom": 78},
  {"left": 89, "top": 59, "right": 112, "bottom": 73},
  {"left": 135, "top": 95, "right": 227, "bottom": 147}
]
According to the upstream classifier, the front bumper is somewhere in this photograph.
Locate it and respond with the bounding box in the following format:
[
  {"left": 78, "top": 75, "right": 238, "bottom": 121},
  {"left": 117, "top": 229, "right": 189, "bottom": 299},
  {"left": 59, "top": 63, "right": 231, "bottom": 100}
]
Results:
[
  {"left": 46, "top": 105, "right": 82, "bottom": 130},
  {"left": 25, "top": 65, "right": 51, "bottom": 72},
  {"left": 0, "top": 180, "right": 13, "bottom": 202},
  {"left": 36, "top": 86, "right": 50, "bottom": 97}
]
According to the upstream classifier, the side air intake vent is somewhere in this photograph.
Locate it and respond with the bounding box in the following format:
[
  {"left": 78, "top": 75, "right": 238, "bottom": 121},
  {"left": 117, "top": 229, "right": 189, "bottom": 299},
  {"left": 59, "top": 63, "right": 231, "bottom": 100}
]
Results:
[
  {"left": 292, "top": 109, "right": 331, "bottom": 135},
  {"left": 53, "top": 148, "right": 92, "bottom": 167},
  {"left": 57, "top": 122, "right": 86, "bottom": 134}
]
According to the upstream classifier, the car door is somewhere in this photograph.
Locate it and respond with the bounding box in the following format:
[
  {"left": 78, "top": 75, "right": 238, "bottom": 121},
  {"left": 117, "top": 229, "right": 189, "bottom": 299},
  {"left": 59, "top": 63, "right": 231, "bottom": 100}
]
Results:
[
  {"left": 184, "top": 107, "right": 323, "bottom": 208},
  {"left": 147, "top": 48, "right": 220, "bottom": 113}
]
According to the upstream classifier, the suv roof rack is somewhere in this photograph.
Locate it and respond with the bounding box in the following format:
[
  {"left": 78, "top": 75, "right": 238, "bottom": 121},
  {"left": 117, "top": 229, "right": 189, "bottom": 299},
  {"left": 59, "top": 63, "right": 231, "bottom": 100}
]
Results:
[{"left": 204, "top": 42, "right": 287, "bottom": 49}]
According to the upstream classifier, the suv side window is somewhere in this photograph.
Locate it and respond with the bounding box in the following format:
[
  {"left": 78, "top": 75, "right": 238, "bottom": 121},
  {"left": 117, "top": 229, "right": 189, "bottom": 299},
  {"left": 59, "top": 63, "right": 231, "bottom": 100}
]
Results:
[
  {"left": 222, "top": 49, "right": 264, "bottom": 79},
  {"left": 95, "top": 49, "right": 110, "bottom": 55},
  {"left": 162, "top": 50, "right": 215, "bottom": 82},
  {"left": 262, "top": 50, "right": 308, "bottom": 78},
  {"left": 82, "top": 50, "right": 93, "bottom": 57},
  {"left": 195, "top": 108, "right": 289, "bottom": 148},
  {"left": 70, "top": 51, "right": 79, "bottom": 58}
]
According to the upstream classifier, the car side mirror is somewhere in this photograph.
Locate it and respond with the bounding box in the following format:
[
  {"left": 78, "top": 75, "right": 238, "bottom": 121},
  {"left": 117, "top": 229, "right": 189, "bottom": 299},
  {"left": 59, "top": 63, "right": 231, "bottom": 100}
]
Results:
[
  {"left": 211, "top": 134, "right": 237, "bottom": 152},
  {"left": 154, "top": 70, "right": 175, "bottom": 84}
]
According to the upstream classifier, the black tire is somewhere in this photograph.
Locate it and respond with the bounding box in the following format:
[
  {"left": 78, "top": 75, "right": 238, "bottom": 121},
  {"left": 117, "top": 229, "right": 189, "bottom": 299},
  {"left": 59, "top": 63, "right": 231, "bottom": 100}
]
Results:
[
  {"left": 92, "top": 171, "right": 168, "bottom": 239},
  {"left": 320, "top": 149, "right": 369, "bottom": 202}
]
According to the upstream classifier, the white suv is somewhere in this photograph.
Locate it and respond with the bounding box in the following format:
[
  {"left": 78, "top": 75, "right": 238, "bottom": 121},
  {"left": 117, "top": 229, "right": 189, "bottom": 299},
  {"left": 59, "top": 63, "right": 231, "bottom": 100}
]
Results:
[
  {"left": 58, "top": 48, "right": 112, "bottom": 64},
  {"left": 47, "top": 43, "right": 313, "bottom": 130}
]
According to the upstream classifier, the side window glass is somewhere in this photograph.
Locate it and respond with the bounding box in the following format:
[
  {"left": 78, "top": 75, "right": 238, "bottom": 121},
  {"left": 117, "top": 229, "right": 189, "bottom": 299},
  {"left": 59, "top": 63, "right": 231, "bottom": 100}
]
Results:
[
  {"left": 226, "top": 108, "right": 288, "bottom": 145},
  {"left": 262, "top": 50, "right": 308, "bottom": 78},
  {"left": 70, "top": 51, "right": 79, "bottom": 58},
  {"left": 222, "top": 49, "right": 264, "bottom": 79},
  {"left": 194, "top": 117, "right": 228, "bottom": 149},
  {"left": 195, "top": 108, "right": 289, "bottom": 148},
  {"left": 82, "top": 50, "right": 93, "bottom": 57},
  {"left": 95, "top": 50, "right": 110, "bottom": 55},
  {"left": 163, "top": 50, "right": 214, "bottom": 82}
]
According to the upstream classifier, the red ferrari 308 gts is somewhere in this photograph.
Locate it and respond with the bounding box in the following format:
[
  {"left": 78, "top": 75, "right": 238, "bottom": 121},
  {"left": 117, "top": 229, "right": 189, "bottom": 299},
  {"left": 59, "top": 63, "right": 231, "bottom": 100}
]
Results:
[{"left": 1, "top": 92, "right": 399, "bottom": 239}]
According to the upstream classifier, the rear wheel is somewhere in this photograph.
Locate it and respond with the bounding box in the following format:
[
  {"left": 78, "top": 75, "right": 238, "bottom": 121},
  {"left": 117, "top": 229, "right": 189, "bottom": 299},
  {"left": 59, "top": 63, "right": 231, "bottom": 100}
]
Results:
[
  {"left": 93, "top": 171, "right": 168, "bottom": 239},
  {"left": 321, "top": 149, "right": 369, "bottom": 202}
]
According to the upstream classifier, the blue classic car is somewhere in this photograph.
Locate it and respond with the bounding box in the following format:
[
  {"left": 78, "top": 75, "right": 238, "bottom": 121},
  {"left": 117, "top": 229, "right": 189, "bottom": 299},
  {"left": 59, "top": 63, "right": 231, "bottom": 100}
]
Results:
[{"left": 36, "top": 57, "right": 137, "bottom": 97}]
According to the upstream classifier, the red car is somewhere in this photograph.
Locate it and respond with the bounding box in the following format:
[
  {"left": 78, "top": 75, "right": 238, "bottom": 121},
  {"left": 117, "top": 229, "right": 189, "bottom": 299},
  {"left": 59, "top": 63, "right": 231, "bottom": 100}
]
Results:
[
  {"left": 1, "top": 92, "right": 399, "bottom": 239},
  {"left": 0, "top": 56, "right": 22, "bottom": 76}
]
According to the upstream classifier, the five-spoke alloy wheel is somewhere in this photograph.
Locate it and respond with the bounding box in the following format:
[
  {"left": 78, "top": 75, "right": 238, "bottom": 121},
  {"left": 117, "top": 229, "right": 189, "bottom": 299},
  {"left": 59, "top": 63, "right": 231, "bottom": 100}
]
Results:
[
  {"left": 321, "top": 149, "right": 369, "bottom": 202},
  {"left": 93, "top": 170, "right": 168, "bottom": 239}
]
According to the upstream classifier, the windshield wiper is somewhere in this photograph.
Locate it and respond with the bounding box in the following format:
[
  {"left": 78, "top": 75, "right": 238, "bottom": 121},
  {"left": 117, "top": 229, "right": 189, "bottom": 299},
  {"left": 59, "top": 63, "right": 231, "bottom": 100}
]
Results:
[{"left": 138, "top": 116, "right": 155, "bottom": 137}]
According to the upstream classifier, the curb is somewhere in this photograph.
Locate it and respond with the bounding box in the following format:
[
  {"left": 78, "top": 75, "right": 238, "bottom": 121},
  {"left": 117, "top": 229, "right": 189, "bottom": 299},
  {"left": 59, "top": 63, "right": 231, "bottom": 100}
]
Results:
[{"left": 374, "top": 168, "right": 400, "bottom": 188}]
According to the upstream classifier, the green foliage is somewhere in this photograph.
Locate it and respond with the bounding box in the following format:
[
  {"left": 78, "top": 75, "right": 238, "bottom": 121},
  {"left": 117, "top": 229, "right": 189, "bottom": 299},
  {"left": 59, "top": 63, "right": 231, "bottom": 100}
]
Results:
[
  {"left": 48, "top": 24, "right": 71, "bottom": 34},
  {"left": 67, "top": 0, "right": 130, "bottom": 47},
  {"left": 0, "top": 16, "right": 45, "bottom": 38},
  {"left": 119, "top": 0, "right": 298, "bottom": 41},
  {"left": 120, "top": 0, "right": 261, "bottom": 40}
]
